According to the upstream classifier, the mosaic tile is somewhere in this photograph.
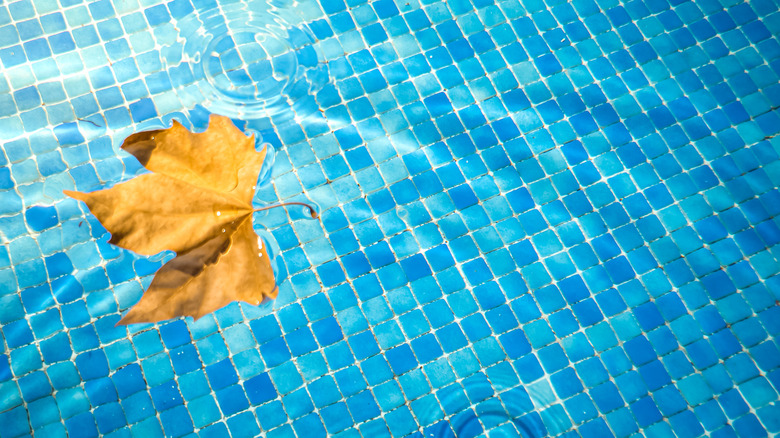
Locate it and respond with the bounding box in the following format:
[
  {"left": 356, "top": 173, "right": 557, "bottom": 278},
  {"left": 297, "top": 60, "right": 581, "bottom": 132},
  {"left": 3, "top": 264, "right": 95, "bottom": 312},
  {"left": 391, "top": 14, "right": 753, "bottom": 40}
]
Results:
[{"left": 2, "top": 0, "right": 780, "bottom": 435}]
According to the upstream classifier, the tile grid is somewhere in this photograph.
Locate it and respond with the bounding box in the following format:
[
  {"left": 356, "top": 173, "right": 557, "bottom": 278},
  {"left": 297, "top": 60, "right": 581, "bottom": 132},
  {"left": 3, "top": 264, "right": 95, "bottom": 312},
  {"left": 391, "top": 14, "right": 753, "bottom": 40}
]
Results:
[
  {"left": 300, "top": 2, "right": 563, "bottom": 434},
  {"left": 293, "top": 7, "right": 535, "bottom": 435},
  {"left": 513, "top": 1, "right": 780, "bottom": 431},
  {"left": 4, "top": 0, "right": 780, "bottom": 434},
  {"left": 360, "top": 0, "right": 760, "bottom": 428},
  {"left": 266, "top": 0, "right": 776, "bottom": 434}
]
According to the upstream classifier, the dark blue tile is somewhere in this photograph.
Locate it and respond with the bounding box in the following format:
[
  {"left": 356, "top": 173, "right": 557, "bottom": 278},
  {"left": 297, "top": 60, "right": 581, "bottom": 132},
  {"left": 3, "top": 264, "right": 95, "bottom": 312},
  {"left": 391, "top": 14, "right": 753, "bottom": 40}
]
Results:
[
  {"left": 112, "top": 363, "right": 145, "bottom": 398},
  {"left": 708, "top": 327, "right": 740, "bottom": 361},
  {"left": 551, "top": 367, "right": 584, "bottom": 399},
  {"left": 400, "top": 253, "right": 432, "bottom": 282},
  {"left": 150, "top": 380, "right": 183, "bottom": 411},
  {"left": 624, "top": 335, "right": 657, "bottom": 367},
  {"left": 65, "top": 412, "right": 98, "bottom": 437},
  {"left": 75, "top": 350, "right": 109, "bottom": 380},
  {"left": 18, "top": 370, "right": 52, "bottom": 402},
  {"left": 386, "top": 344, "right": 418, "bottom": 375},
  {"left": 216, "top": 384, "right": 250, "bottom": 417},
  {"left": 38, "top": 331, "right": 69, "bottom": 364},
  {"left": 411, "top": 334, "right": 443, "bottom": 364},
  {"left": 259, "top": 337, "right": 291, "bottom": 368},
  {"left": 159, "top": 320, "right": 191, "bottom": 349},
  {"left": 686, "top": 339, "right": 719, "bottom": 369},
  {"left": 25, "top": 206, "right": 58, "bottom": 231},
  {"left": 287, "top": 327, "right": 318, "bottom": 356},
  {"left": 629, "top": 396, "right": 663, "bottom": 427},
  {"left": 93, "top": 402, "right": 125, "bottom": 434},
  {"left": 160, "top": 405, "right": 194, "bottom": 437},
  {"left": 634, "top": 302, "right": 664, "bottom": 331},
  {"left": 244, "top": 373, "right": 276, "bottom": 405},
  {"left": 5, "top": 318, "right": 34, "bottom": 348},
  {"left": 572, "top": 298, "right": 604, "bottom": 327},
  {"left": 317, "top": 259, "right": 347, "bottom": 286},
  {"left": 639, "top": 360, "right": 671, "bottom": 391}
]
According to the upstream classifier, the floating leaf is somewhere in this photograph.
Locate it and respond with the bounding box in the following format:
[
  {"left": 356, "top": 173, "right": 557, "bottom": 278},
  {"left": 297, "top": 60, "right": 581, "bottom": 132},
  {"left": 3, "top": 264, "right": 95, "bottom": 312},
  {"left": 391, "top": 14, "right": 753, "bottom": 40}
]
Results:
[{"left": 66, "top": 115, "right": 307, "bottom": 324}]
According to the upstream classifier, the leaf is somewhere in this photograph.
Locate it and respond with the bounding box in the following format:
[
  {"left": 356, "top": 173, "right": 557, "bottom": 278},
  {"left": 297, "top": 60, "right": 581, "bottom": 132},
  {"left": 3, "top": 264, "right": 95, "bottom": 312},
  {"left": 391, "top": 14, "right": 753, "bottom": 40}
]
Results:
[{"left": 65, "top": 115, "right": 279, "bottom": 324}]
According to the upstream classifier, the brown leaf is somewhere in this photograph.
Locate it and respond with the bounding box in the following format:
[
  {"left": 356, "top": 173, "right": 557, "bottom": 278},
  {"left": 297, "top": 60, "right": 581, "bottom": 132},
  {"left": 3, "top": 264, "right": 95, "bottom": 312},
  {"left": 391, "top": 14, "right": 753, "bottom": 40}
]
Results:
[{"left": 65, "top": 115, "right": 277, "bottom": 324}]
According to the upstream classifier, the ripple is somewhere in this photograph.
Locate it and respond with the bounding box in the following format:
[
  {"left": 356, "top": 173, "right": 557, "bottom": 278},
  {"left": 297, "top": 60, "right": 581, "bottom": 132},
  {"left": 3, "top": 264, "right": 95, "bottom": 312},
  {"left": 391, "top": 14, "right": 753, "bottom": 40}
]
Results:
[
  {"left": 162, "top": 0, "right": 329, "bottom": 123},
  {"left": 416, "top": 366, "right": 577, "bottom": 437}
]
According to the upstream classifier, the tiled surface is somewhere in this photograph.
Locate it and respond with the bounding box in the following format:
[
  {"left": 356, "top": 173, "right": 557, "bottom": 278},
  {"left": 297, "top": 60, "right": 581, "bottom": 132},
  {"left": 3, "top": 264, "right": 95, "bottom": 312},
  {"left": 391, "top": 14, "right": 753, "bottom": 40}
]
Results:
[{"left": 2, "top": 0, "right": 780, "bottom": 436}]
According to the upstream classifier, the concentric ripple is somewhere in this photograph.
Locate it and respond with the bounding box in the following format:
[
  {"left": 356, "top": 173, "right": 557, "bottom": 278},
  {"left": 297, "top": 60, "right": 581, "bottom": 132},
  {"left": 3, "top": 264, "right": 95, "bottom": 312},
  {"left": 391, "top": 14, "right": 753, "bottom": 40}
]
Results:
[
  {"left": 418, "top": 371, "right": 562, "bottom": 438},
  {"left": 161, "top": 0, "right": 329, "bottom": 122}
]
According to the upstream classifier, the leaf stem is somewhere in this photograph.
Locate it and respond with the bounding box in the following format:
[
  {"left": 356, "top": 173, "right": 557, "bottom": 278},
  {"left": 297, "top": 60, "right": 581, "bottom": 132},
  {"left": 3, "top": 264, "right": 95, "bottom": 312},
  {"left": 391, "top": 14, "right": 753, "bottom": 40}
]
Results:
[{"left": 253, "top": 202, "right": 318, "bottom": 218}]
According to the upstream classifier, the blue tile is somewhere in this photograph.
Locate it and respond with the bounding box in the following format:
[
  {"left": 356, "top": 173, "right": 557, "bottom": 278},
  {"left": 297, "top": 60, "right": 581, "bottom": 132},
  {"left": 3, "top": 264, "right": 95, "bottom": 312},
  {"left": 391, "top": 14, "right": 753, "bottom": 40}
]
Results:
[
  {"left": 216, "top": 384, "right": 250, "bottom": 417},
  {"left": 112, "top": 363, "right": 145, "bottom": 398},
  {"left": 430, "top": 321, "right": 466, "bottom": 353},
  {"left": 188, "top": 395, "right": 220, "bottom": 430},
  {"left": 360, "top": 356, "right": 393, "bottom": 390},
  {"left": 243, "top": 372, "right": 276, "bottom": 406},
  {"left": 75, "top": 350, "right": 109, "bottom": 380},
  {"left": 65, "top": 411, "right": 98, "bottom": 437},
  {"left": 150, "top": 380, "right": 183, "bottom": 411},
  {"left": 159, "top": 405, "right": 193, "bottom": 437},
  {"left": 84, "top": 376, "right": 117, "bottom": 405},
  {"left": 686, "top": 339, "right": 719, "bottom": 369},
  {"left": 335, "top": 365, "right": 367, "bottom": 397},
  {"left": 385, "top": 344, "right": 417, "bottom": 375},
  {"left": 732, "top": 413, "right": 766, "bottom": 438},
  {"left": 131, "top": 330, "right": 163, "bottom": 358},
  {"left": 538, "top": 343, "right": 570, "bottom": 375},
  {"left": 399, "top": 309, "right": 429, "bottom": 338},
  {"left": 551, "top": 367, "right": 584, "bottom": 399},
  {"left": 549, "top": 309, "right": 579, "bottom": 337},
  {"left": 346, "top": 390, "right": 380, "bottom": 423},
  {"left": 559, "top": 333, "right": 593, "bottom": 364},
  {"left": 141, "top": 353, "right": 174, "bottom": 387},
  {"left": 258, "top": 335, "right": 291, "bottom": 367},
  {"left": 320, "top": 401, "right": 353, "bottom": 434},
  {"left": 28, "top": 396, "right": 59, "bottom": 430},
  {"left": 286, "top": 327, "right": 318, "bottom": 356},
  {"left": 306, "top": 376, "right": 339, "bottom": 410},
  {"left": 19, "top": 370, "right": 52, "bottom": 402}
]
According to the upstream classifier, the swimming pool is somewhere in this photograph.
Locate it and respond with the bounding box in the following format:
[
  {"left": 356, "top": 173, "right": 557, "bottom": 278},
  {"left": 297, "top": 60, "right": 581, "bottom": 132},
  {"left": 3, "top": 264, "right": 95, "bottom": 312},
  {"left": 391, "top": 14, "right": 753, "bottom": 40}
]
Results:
[{"left": 1, "top": 0, "right": 779, "bottom": 436}]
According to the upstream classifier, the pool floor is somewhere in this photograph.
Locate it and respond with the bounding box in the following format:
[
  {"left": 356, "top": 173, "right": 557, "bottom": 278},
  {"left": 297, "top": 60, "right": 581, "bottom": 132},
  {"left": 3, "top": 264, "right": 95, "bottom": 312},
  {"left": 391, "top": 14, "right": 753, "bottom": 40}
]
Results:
[{"left": 1, "top": 0, "right": 780, "bottom": 436}]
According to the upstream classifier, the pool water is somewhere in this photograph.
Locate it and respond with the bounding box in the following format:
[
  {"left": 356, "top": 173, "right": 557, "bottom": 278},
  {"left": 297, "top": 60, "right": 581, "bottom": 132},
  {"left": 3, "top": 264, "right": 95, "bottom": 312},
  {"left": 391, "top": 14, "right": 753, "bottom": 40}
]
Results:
[{"left": 1, "top": 0, "right": 780, "bottom": 436}]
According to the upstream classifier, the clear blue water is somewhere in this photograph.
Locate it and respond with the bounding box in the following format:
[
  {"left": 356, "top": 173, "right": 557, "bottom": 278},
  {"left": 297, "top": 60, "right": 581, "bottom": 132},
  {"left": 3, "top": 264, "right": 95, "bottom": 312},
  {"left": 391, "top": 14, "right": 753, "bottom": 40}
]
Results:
[{"left": 1, "top": 0, "right": 780, "bottom": 436}]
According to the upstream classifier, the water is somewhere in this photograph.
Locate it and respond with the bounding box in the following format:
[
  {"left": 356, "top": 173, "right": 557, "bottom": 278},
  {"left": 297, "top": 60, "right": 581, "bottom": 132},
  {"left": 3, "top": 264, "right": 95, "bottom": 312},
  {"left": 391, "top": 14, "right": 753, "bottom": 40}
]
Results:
[
  {"left": 161, "top": 0, "right": 329, "bottom": 121},
  {"left": 1, "top": 0, "right": 780, "bottom": 436}
]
